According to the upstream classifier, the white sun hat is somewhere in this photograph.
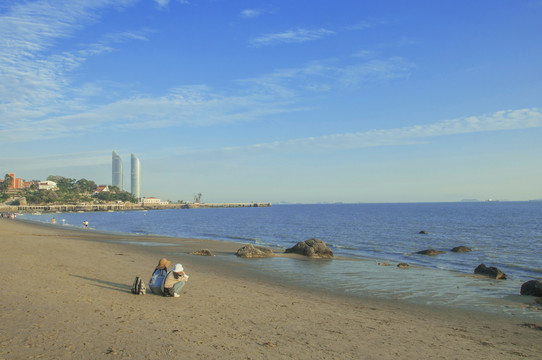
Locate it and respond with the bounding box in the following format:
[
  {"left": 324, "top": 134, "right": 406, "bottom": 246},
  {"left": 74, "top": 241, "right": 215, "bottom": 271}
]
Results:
[{"left": 172, "top": 264, "right": 184, "bottom": 273}]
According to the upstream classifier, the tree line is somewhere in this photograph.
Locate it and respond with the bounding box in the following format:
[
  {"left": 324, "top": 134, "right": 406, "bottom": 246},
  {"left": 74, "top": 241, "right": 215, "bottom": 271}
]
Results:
[{"left": 1, "top": 174, "right": 137, "bottom": 205}]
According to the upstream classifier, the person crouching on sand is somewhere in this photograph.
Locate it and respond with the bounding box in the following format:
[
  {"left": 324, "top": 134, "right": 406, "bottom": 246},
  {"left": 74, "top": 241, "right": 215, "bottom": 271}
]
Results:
[
  {"left": 162, "top": 263, "right": 189, "bottom": 297},
  {"left": 148, "top": 258, "right": 171, "bottom": 295}
]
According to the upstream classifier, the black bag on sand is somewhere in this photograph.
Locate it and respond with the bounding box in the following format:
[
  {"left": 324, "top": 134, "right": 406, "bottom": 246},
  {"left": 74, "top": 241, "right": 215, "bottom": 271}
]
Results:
[{"left": 131, "top": 276, "right": 146, "bottom": 295}]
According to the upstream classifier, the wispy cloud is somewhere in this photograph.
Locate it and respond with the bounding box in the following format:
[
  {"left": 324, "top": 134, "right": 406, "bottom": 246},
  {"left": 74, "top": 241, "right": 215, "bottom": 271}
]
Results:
[
  {"left": 250, "top": 28, "right": 335, "bottom": 47},
  {"left": 154, "top": 0, "right": 170, "bottom": 8},
  {"left": 240, "top": 57, "right": 413, "bottom": 95},
  {"left": 285, "top": 108, "right": 542, "bottom": 150},
  {"left": 240, "top": 9, "right": 263, "bottom": 18},
  {"left": 0, "top": 1, "right": 152, "bottom": 138},
  {"left": 182, "top": 108, "right": 542, "bottom": 155},
  {"left": 0, "top": 84, "right": 302, "bottom": 142},
  {"left": 345, "top": 19, "right": 387, "bottom": 31}
]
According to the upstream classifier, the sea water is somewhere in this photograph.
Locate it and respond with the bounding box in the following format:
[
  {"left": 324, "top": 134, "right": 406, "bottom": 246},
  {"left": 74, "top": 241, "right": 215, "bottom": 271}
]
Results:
[{"left": 24, "top": 202, "right": 542, "bottom": 319}]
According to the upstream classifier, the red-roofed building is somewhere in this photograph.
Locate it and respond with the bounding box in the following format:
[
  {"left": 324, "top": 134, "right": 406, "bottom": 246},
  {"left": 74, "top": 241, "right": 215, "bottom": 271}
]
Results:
[{"left": 93, "top": 185, "right": 110, "bottom": 194}]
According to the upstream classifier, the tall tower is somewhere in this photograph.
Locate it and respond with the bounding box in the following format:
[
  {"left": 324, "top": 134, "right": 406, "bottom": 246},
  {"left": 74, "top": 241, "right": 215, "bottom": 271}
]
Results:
[
  {"left": 131, "top": 153, "right": 140, "bottom": 199},
  {"left": 112, "top": 151, "right": 123, "bottom": 190}
]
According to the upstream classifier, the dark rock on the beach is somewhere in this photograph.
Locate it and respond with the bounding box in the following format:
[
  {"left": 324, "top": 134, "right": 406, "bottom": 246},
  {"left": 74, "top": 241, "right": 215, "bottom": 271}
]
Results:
[
  {"left": 397, "top": 263, "right": 410, "bottom": 269},
  {"left": 520, "top": 280, "right": 542, "bottom": 297},
  {"left": 236, "top": 244, "right": 274, "bottom": 258},
  {"left": 419, "top": 230, "right": 428, "bottom": 234},
  {"left": 416, "top": 249, "right": 445, "bottom": 256},
  {"left": 474, "top": 264, "right": 507, "bottom": 280},
  {"left": 191, "top": 249, "right": 214, "bottom": 256},
  {"left": 451, "top": 246, "right": 472, "bottom": 253},
  {"left": 285, "top": 238, "right": 333, "bottom": 258}
]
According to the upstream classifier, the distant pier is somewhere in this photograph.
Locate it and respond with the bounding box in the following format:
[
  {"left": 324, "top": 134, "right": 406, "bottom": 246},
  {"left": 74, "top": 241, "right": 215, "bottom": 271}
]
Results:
[
  {"left": 5, "top": 202, "right": 271, "bottom": 213},
  {"left": 185, "top": 203, "right": 271, "bottom": 209}
]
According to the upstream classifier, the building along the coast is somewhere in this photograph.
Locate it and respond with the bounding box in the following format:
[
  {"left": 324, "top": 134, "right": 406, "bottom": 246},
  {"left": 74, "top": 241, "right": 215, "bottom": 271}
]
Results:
[
  {"left": 131, "top": 153, "right": 140, "bottom": 200},
  {"left": 112, "top": 151, "right": 123, "bottom": 190}
]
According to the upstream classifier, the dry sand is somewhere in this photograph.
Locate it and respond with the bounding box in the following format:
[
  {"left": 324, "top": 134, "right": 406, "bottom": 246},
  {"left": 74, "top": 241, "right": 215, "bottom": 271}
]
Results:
[{"left": 1, "top": 218, "right": 540, "bottom": 359}]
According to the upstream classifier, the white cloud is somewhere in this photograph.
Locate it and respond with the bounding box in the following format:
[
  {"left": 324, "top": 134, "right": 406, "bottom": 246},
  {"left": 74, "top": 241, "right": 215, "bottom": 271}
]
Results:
[
  {"left": 240, "top": 57, "right": 413, "bottom": 94},
  {"left": 250, "top": 28, "right": 335, "bottom": 47},
  {"left": 188, "top": 108, "right": 542, "bottom": 154},
  {"left": 345, "top": 19, "right": 387, "bottom": 31},
  {"left": 0, "top": 1, "right": 152, "bottom": 136},
  {"left": 0, "top": 84, "right": 302, "bottom": 142},
  {"left": 154, "top": 0, "right": 170, "bottom": 8},
  {"left": 241, "top": 9, "right": 262, "bottom": 18}
]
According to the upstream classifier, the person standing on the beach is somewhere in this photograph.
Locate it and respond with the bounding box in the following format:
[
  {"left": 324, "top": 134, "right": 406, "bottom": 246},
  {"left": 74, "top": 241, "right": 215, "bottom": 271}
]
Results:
[
  {"left": 52, "top": 218, "right": 56, "bottom": 224},
  {"left": 83, "top": 221, "right": 88, "bottom": 229},
  {"left": 162, "top": 264, "right": 189, "bottom": 297},
  {"left": 148, "top": 258, "right": 171, "bottom": 295}
]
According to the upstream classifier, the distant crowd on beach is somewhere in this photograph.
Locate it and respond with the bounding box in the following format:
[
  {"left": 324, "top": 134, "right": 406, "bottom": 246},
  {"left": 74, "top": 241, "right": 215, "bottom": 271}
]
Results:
[{"left": 1, "top": 213, "right": 17, "bottom": 219}]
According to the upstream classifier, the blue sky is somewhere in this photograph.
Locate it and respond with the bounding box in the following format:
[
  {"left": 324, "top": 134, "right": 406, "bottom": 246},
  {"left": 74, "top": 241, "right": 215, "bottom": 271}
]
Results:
[{"left": 1, "top": 0, "right": 541, "bottom": 203}]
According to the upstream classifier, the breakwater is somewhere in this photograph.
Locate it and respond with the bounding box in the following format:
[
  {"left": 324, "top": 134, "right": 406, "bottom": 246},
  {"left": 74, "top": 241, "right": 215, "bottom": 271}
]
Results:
[{"left": 4, "top": 202, "right": 271, "bottom": 213}]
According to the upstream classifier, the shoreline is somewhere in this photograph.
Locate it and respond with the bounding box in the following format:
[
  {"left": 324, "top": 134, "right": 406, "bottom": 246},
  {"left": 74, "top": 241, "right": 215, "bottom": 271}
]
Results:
[
  {"left": 1, "top": 218, "right": 541, "bottom": 359},
  {"left": 13, "top": 216, "right": 542, "bottom": 321}
]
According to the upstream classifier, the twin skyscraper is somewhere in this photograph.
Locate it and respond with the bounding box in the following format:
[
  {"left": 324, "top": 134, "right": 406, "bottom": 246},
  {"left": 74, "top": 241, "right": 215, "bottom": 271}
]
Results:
[{"left": 112, "top": 151, "right": 140, "bottom": 199}]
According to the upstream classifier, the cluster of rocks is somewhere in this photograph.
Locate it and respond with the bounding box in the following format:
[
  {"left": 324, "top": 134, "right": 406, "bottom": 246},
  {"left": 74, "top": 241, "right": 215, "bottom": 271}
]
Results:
[
  {"left": 415, "top": 231, "right": 541, "bottom": 299},
  {"left": 416, "top": 246, "right": 472, "bottom": 256},
  {"left": 378, "top": 262, "right": 410, "bottom": 269},
  {"left": 284, "top": 238, "right": 333, "bottom": 258},
  {"left": 194, "top": 232, "right": 542, "bottom": 301},
  {"left": 233, "top": 238, "right": 334, "bottom": 259},
  {"left": 191, "top": 249, "right": 214, "bottom": 256},
  {"left": 235, "top": 244, "right": 274, "bottom": 258}
]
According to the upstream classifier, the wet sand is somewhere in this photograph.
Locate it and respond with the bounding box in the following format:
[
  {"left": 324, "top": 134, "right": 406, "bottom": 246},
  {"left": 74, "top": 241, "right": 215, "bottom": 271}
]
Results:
[{"left": 1, "top": 218, "right": 540, "bottom": 359}]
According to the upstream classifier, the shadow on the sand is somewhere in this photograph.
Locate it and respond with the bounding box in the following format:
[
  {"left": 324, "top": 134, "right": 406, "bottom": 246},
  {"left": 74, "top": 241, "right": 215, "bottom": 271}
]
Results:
[{"left": 70, "top": 274, "right": 132, "bottom": 293}]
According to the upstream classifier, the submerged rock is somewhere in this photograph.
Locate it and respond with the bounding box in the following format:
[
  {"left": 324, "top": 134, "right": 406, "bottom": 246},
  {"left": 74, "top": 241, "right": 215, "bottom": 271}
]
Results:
[
  {"left": 191, "top": 249, "right": 214, "bottom": 256},
  {"left": 451, "top": 246, "right": 472, "bottom": 253},
  {"left": 285, "top": 238, "right": 333, "bottom": 258},
  {"left": 419, "top": 230, "right": 428, "bottom": 234},
  {"left": 236, "top": 244, "right": 274, "bottom": 258},
  {"left": 397, "top": 263, "right": 410, "bottom": 269},
  {"left": 474, "top": 264, "right": 507, "bottom": 280},
  {"left": 520, "top": 280, "right": 542, "bottom": 297},
  {"left": 416, "top": 249, "right": 445, "bottom": 256}
]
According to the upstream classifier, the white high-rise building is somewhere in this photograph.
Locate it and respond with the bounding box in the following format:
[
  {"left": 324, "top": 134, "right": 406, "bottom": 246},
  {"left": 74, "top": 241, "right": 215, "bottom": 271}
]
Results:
[
  {"left": 112, "top": 151, "right": 123, "bottom": 190},
  {"left": 131, "top": 153, "right": 140, "bottom": 199}
]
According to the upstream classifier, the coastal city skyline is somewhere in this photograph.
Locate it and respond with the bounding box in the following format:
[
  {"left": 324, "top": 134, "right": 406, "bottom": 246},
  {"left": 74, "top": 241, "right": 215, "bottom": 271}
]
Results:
[
  {"left": 112, "top": 151, "right": 140, "bottom": 199},
  {"left": 1, "top": 1, "right": 541, "bottom": 203}
]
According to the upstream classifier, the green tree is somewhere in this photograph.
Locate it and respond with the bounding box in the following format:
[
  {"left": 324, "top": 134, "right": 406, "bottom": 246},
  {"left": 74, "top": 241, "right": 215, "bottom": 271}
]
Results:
[
  {"left": 2, "top": 174, "right": 13, "bottom": 192},
  {"left": 76, "top": 178, "right": 97, "bottom": 193},
  {"left": 47, "top": 175, "right": 75, "bottom": 191}
]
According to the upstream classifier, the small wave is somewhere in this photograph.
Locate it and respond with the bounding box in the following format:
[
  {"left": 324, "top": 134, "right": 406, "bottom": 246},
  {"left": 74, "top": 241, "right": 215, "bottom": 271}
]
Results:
[
  {"left": 331, "top": 244, "right": 358, "bottom": 251},
  {"left": 200, "top": 233, "right": 259, "bottom": 242},
  {"left": 224, "top": 235, "right": 259, "bottom": 242}
]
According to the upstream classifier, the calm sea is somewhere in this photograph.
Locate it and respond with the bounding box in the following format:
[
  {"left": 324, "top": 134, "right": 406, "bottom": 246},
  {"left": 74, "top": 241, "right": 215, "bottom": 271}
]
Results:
[{"left": 24, "top": 202, "right": 542, "bottom": 319}]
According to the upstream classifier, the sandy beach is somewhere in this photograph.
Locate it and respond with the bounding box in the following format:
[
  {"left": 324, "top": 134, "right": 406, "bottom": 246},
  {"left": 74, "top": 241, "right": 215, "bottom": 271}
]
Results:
[{"left": 1, "top": 218, "right": 540, "bottom": 359}]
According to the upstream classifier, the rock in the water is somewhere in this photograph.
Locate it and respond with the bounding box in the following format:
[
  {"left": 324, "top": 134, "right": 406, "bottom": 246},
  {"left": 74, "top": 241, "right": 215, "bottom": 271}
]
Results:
[
  {"left": 520, "top": 280, "right": 542, "bottom": 297},
  {"left": 192, "top": 249, "right": 213, "bottom": 256},
  {"left": 419, "top": 230, "right": 428, "bottom": 234},
  {"left": 236, "top": 244, "right": 274, "bottom": 258},
  {"left": 397, "top": 263, "right": 410, "bottom": 269},
  {"left": 416, "top": 249, "right": 445, "bottom": 256},
  {"left": 474, "top": 264, "right": 507, "bottom": 279},
  {"left": 285, "top": 238, "right": 333, "bottom": 258},
  {"left": 451, "top": 246, "right": 472, "bottom": 253},
  {"left": 378, "top": 262, "right": 391, "bottom": 266}
]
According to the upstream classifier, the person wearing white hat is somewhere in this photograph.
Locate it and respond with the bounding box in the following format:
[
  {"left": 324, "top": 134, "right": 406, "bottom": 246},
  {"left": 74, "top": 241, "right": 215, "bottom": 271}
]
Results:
[{"left": 162, "top": 263, "right": 189, "bottom": 297}]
